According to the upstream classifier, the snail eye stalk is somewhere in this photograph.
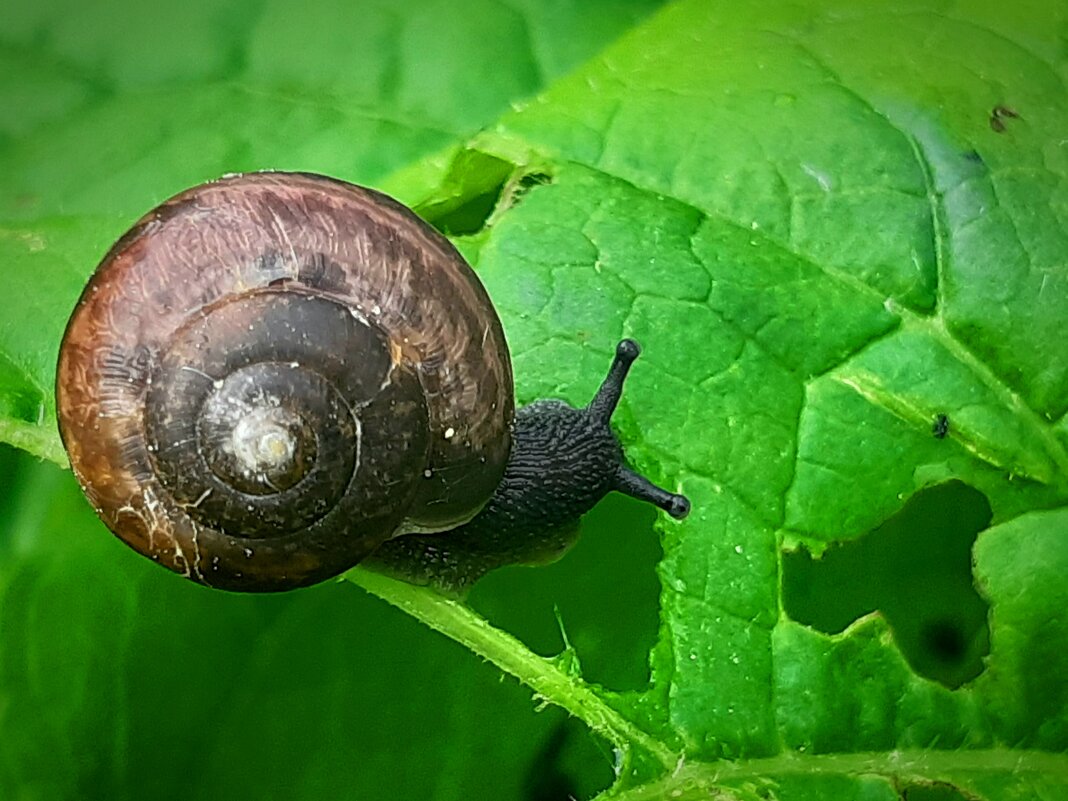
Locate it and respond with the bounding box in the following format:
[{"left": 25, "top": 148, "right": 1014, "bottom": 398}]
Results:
[
  {"left": 614, "top": 466, "right": 691, "bottom": 520},
  {"left": 588, "top": 339, "right": 690, "bottom": 520},
  {"left": 587, "top": 338, "right": 641, "bottom": 423}
]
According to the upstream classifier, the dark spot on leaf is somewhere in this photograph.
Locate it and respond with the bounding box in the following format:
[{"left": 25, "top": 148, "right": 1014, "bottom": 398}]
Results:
[
  {"left": 932, "top": 413, "right": 949, "bottom": 439},
  {"left": 782, "top": 481, "right": 992, "bottom": 688},
  {"left": 0, "top": 367, "right": 43, "bottom": 425},
  {"left": 989, "top": 104, "right": 1020, "bottom": 133},
  {"left": 510, "top": 170, "right": 555, "bottom": 205},
  {"left": 921, "top": 618, "right": 967, "bottom": 663},
  {"left": 962, "top": 149, "right": 983, "bottom": 164},
  {"left": 433, "top": 166, "right": 555, "bottom": 234}
]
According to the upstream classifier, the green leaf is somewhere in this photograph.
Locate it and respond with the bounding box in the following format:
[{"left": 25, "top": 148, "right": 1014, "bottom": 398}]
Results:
[{"left": 2, "top": 0, "right": 1067, "bottom": 799}]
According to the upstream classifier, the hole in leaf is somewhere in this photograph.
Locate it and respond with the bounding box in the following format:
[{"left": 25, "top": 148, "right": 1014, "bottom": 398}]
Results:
[
  {"left": 469, "top": 493, "right": 661, "bottom": 692},
  {"left": 782, "top": 481, "right": 991, "bottom": 689},
  {"left": 414, "top": 149, "right": 553, "bottom": 236},
  {"left": 430, "top": 184, "right": 505, "bottom": 236},
  {"left": 512, "top": 170, "right": 553, "bottom": 204}
]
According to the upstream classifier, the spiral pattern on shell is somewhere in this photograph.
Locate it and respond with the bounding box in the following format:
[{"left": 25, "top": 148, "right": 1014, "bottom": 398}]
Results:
[{"left": 56, "top": 172, "right": 514, "bottom": 591}]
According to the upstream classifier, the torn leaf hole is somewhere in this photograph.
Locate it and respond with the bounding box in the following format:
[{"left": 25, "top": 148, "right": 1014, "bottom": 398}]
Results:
[
  {"left": 415, "top": 149, "right": 554, "bottom": 236},
  {"left": 431, "top": 187, "right": 503, "bottom": 236},
  {"left": 414, "top": 150, "right": 513, "bottom": 236},
  {"left": 782, "top": 481, "right": 991, "bottom": 689},
  {"left": 513, "top": 170, "right": 553, "bottom": 199}
]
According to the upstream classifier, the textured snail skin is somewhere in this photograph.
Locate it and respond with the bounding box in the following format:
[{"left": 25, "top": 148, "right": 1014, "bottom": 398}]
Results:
[
  {"left": 368, "top": 340, "right": 691, "bottom": 594},
  {"left": 56, "top": 172, "right": 689, "bottom": 593}
]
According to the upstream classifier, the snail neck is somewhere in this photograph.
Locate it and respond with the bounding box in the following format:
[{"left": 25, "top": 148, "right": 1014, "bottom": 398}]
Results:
[
  {"left": 466, "top": 339, "right": 690, "bottom": 534},
  {"left": 366, "top": 340, "right": 689, "bottom": 595},
  {"left": 482, "top": 399, "right": 629, "bottom": 533}
]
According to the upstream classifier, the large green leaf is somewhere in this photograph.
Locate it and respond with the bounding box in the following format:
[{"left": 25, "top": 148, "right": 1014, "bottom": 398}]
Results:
[{"left": 2, "top": 0, "right": 1066, "bottom": 799}]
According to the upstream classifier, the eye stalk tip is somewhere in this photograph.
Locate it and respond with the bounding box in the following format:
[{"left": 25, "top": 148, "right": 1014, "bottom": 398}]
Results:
[
  {"left": 617, "top": 338, "right": 641, "bottom": 363},
  {"left": 588, "top": 339, "right": 642, "bottom": 422},
  {"left": 666, "top": 494, "right": 691, "bottom": 520},
  {"left": 615, "top": 467, "right": 692, "bottom": 520}
]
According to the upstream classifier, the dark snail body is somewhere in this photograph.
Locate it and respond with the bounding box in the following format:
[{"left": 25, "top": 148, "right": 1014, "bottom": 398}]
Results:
[
  {"left": 368, "top": 341, "right": 690, "bottom": 592},
  {"left": 56, "top": 172, "right": 689, "bottom": 593}
]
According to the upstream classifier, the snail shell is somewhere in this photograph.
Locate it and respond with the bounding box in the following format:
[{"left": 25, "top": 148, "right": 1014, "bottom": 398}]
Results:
[{"left": 56, "top": 172, "right": 514, "bottom": 591}]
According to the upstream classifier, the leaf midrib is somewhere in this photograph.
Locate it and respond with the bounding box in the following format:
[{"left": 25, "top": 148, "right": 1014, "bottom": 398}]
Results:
[
  {"left": 349, "top": 568, "right": 682, "bottom": 772},
  {"left": 610, "top": 747, "right": 1068, "bottom": 799}
]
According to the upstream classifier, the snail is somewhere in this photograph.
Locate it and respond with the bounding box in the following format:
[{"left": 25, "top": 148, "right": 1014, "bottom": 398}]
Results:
[{"left": 56, "top": 172, "right": 690, "bottom": 593}]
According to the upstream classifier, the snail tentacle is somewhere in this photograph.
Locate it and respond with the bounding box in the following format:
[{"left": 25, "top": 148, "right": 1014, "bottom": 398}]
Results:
[{"left": 367, "top": 341, "right": 690, "bottom": 594}]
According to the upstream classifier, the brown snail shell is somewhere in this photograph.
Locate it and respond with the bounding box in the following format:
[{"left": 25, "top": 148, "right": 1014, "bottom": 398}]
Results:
[{"left": 56, "top": 172, "right": 514, "bottom": 591}]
